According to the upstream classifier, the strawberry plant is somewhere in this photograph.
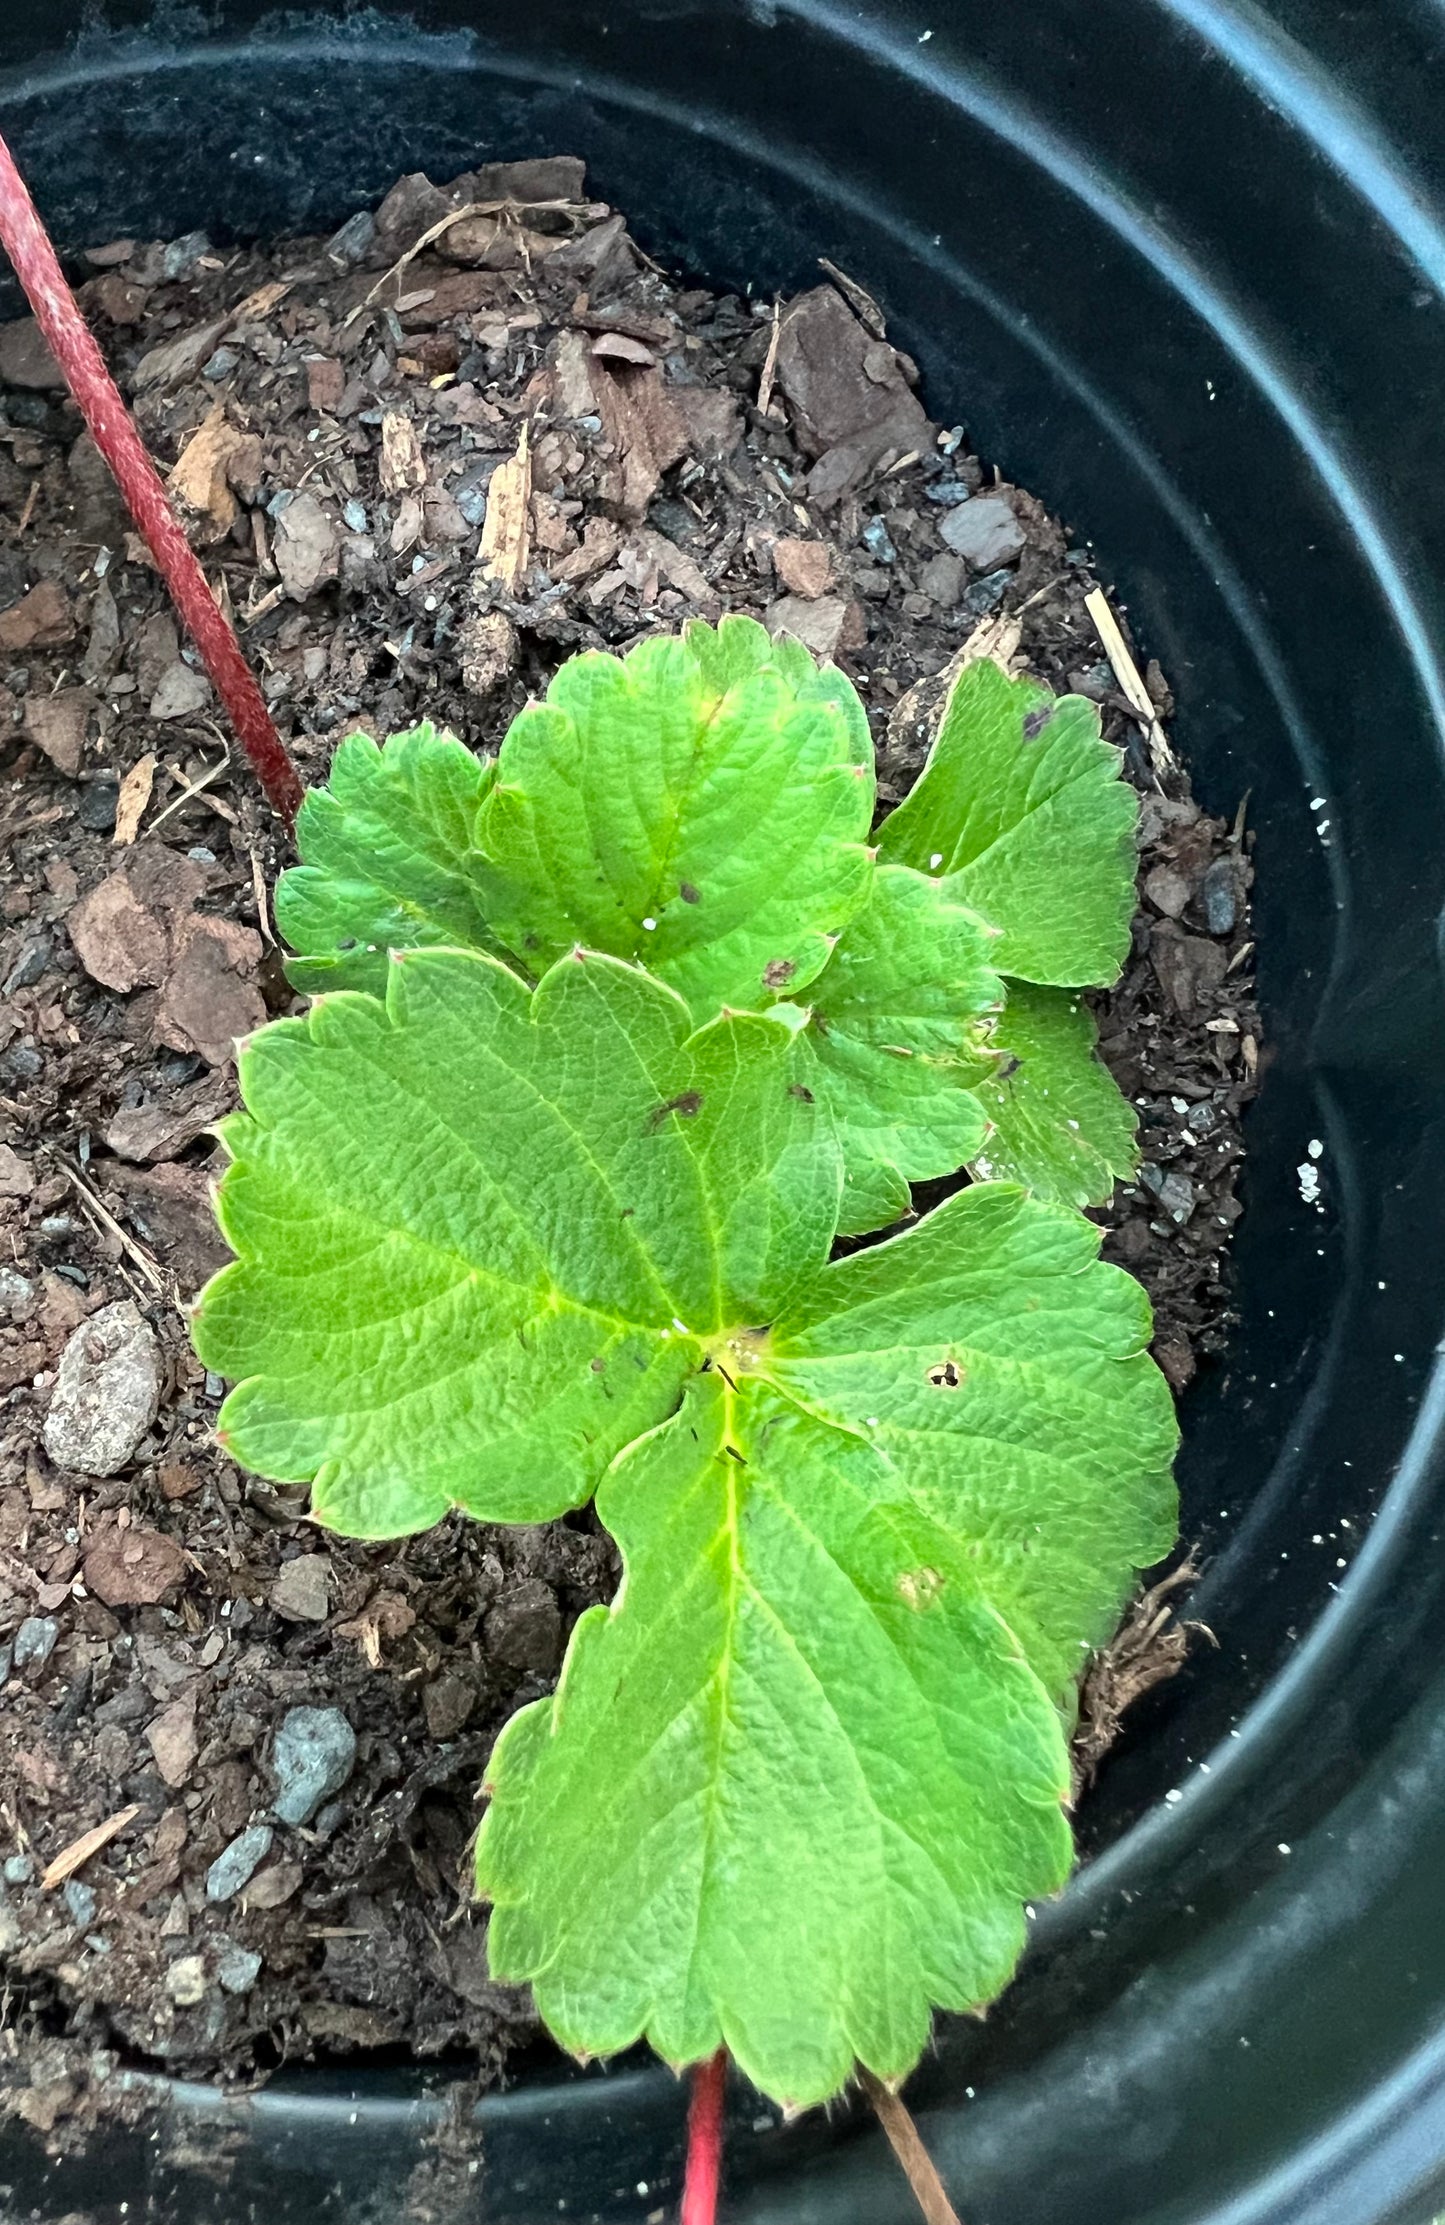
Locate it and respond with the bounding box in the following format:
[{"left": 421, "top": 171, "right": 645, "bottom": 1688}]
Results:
[{"left": 193, "top": 617, "right": 1178, "bottom": 2110}]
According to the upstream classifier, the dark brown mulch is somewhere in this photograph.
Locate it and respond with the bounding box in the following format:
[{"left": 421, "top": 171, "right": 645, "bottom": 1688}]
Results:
[{"left": 0, "top": 158, "right": 1258, "bottom": 2132}]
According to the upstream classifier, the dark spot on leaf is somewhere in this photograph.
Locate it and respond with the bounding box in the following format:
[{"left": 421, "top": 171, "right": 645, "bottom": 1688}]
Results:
[
  {"left": 645, "top": 1090, "right": 704, "bottom": 1132},
  {"left": 787, "top": 1084, "right": 815, "bottom": 1103},
  {"left": 995, "top": 1053, "right": 1020, "bottom": 1082},
  {"left": 524, "top": 933, "right": 542, "bottom": 950},
  {"left": 724, "top": 1444, "right": 747, "bottom": 1465},
  {"left": 1022, "top": 705, "right": 1056, "bottom": 741},
  {"left": 679, "top": 882, "right": 701, "bottom": 904},
  {"left": 927, "top": 1359, "right": 965, "bottom": 1388},
  {"left": 762, "top": 958, "right": 797, "bottom": 990},
  {"left": 621, "top": 1207, "right": 635, "bottom": 1218},
  {"left": 589, "top": 1357, "right": 606, "bottom": 1373},
  {"left": 337, "top": 937, "right": 358, "bottom": 952}
]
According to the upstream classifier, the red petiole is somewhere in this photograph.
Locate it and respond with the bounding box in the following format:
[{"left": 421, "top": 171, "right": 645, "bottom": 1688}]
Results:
[{"left": 0, "top": 130, "right": 305, "bottom": 828}]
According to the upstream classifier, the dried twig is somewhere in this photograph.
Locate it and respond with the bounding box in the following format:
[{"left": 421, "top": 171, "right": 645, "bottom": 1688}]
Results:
[
  {"left": 55, "top": 1158, "right": 166, "bottom": 1295},
  {"left": 359, "top": 196, "right": 585, "bottom": 314},
  {"left": 42, "top": 1803, "right": 141, "bottom": 1891},
  {"left": 1085, "top": 586, "right": 1177, "bottom": 777},
  {"left": 859, "top": 2068, "right": 962, "bottom": 2225},
  {"left": 818, "top": 256, "right": 887, "bottom": 338},
  {"left": 148, "top": 748, "right": 232, "bottom": 833},
  {"left": 757, "top": 301, "right": 782, "bottom": 419}
]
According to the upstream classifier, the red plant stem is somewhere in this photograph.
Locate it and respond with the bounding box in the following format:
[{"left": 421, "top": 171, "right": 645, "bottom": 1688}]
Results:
[
  {"left": 681, "top": 2049, "right": 727, "bottom": 2225},
  {"left": 0, "top": 131, "right": 304, "bottom": 829}
]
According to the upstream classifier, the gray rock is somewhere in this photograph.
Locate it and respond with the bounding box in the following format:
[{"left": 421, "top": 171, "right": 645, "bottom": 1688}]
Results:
[
  {"left": 917, "top": 553, "right": 965, "bottom": 607},
  {"left": 860, "top": 515, "right": 897, "bottom": 564},
  {"left": 271, "top": 1706, "right": 357, "bottom": 1826},
  {"left": 161, "top": 231, "right": 212, "bottom": 281},
  {"left": 205, "top": 1823, "right": 274, "bottom": 1904},
  {"left": 14, "top": 1616, "right": 58, "bottom": 1672},
  {"left": 0, "top": 1266, "right": 36, "bottom": 1311},
  {"left": 165, "top": 1952, "right": 210, "bottom": 2006},
  {"left": 202, "top": 346, "right": 240, "bottom": 382},
  {"left": 43, "top": 1300, "right": 162, "bottom": 1476},
  {"left": 149, "top": 659, "right": 212, "bottom": 721},
  {"left": 1201, "top": 856, "right": 1240, "bottom": 937},
  {"left": 63, "top": 1878, "right": 97, "bottom": 1927},
  {"left": 939, "top": 493, "right": 1027, "bottom": 571},
  {"left": 268, "top": 1553, "right": 332, "bottom": 1623},
  {"left": 326, "top": 210, "right": 377, "bottom": 268},
  {"left": 4, "top": 1854, "right": 33, "bottom": 1886},
  {"left": 216, "top": 1943, "right": 264, "bottom": 1995},
  {"left": 1141, "top": 1163, "right": 1197, "bottom": 1226},
  {"left": 77, "top": 777, "right": 119, "bottom": 833}
]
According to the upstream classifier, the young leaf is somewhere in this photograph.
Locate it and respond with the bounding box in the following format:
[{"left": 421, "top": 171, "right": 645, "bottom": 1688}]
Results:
[
  {"left": 876, "top": 659, "right": 1138, "bottom": 987},
  {"left": 192, "top": 947, "right": 839, "bottom": 1540},
  {"left": 275, "top": 724, "right": 505, "bottom": 996},
  {"left": 473, "top": 615, "right": 875, "bottom": 1017},
  {"left": 792, "top": 864, "right": 1003, "bottom": 1235},
  {"left": 973, "top": 980, "right": 1139, "bottom": 1210},
  {"left": 479, "top": 1376, "right": 1072, "bottom": 2108},
  {"left": 478, "top": 1183, "right": 1176, "bottom": 2104}
]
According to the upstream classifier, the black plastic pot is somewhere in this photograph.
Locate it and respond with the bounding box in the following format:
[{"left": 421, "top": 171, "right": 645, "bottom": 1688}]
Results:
[{"left": 4, "top": 3, "right": 1445, "bottom": 2219}]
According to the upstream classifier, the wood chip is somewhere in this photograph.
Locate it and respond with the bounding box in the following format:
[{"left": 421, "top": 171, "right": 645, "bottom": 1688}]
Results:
[
  {"left": 479, "top": 424, "right": 533, "bottom": 593},
  {"left": 42, "top": 1802, "right": 141, "bottom": 1891},
  {"left": 757, "top": 301, "right": 782, "bottom": 418},
  {"left": 1085, "top": 586, "right": 1177, "bottom": 775},
  {"left": 112, "top": 753, "right": 156, "bottom": 846},
  {"left": 169, "top": 405, "right": 258, "bottom": 534},
  {"left": 379, "top": 409, "right": 427, "bottom": 496}
]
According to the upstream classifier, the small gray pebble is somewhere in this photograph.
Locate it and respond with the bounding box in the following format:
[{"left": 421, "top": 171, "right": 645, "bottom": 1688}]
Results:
[
  {"left": 962, "top": 568, "right": 1013, "bottom": 616},
  {"left": 924, "top": 479, "right": 973, "bottom": 505},
  {"left": 3, "top": 934, "right": 50, "bottom": 995},
  {"left": 1141, "top": 1163, "right": 1197, "bottom": 1225},
  {"left": 860, "top": 515, "right": 897, "bottom": 565},
  {"left": 216, "top": 1943, "right": 264, "bottom": 1996},
  {"left": 271, "top": 1706, "right": 357, "bottom": 1827},
  {"left": 77, "top": 778, "right": 119, "bottom": 833},
  {"left": 63, "top": 1878, "right": 97, "bottom": 1927},
  {"left": 4, "top": 1854, "right": 33, "bottom": 1886},
  {"left": 1200, "top": 856, "right": 1239, "bottom": 937},
  {"left": 202, "top": 346, "right": 240, "bottom": 381},
  {"left": 206, "top": 1823, "right": 274, "bottom": 1904},
  {"left": 312, "top": 1799, "right": 348, "bottom": 1840},
  {"left": 0, "top": 1266, "right": 36, "bottom": 1310},
  {"left": 326, "top": 209, "right": 376, "bottom": 268},
  {"left": 14, "top": 1616, "right": 58, "bottom": 1672},
  {"left": 161, "top": 230, "right": 211, "bottom": 280},
  {"left": 343, "top": 497, "right": 368, "bottom": 534}
]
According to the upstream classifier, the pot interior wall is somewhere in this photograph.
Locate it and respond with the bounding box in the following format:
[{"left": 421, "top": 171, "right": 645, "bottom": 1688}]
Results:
[{"left": 4, "top": 5, "right": 1445, "bottom": 2222}]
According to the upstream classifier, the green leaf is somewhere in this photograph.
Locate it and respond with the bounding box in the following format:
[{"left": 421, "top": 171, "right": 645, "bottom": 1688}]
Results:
[
  {"left": 793, "top": 865, "right": 1003, "bottom": 1235},
  {"left": 973, "top": 981, "right": 1138, "bottom": 1210},
  {"left": 275, "top": 724, "right": 505, "bottom": 997},
  {"left": 473, "top": 615, "right": 875, "bottom": 1018},
  {"left": 479, "top": 1374, "right": 1072, "bottom": 2107},
  {"left": 193, "top": 947, "right": 839, "bottom": 1539},
  {"left": 876, "top": 659, "right": 1138, "bottom": 986},
  {"left": 770, "top": 1185, "right": 1178, "bottom": 1699},
  {"left": 479, "top": 1183, "right": 1173, "bottom": 2102}
]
